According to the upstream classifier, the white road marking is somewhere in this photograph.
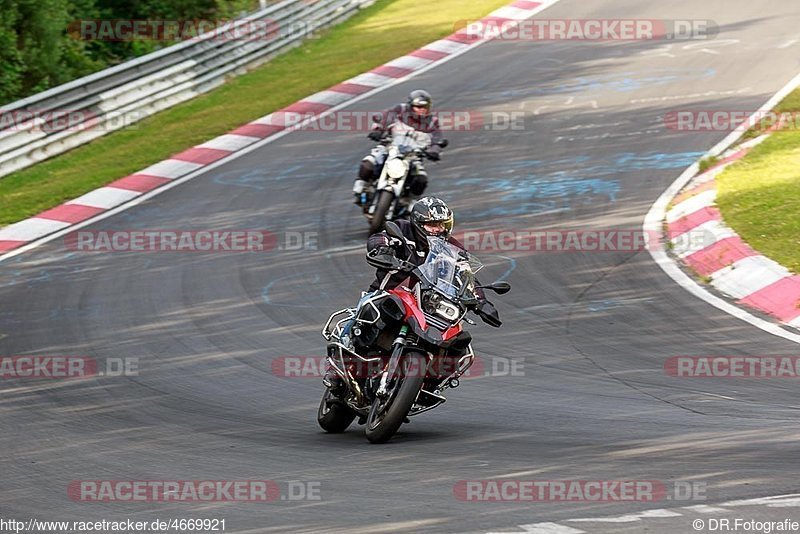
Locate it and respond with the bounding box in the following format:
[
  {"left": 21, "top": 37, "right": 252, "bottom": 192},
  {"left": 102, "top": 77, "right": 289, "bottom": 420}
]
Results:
[
  {"left": 683, "top": 39, "right": 741, "bottom": 55},
  {"left": 568, "top": 509, "right": 683, "bottom": 523},
  {"left": 640, "top": 40, "right": 740, "bottom": 58},
  {"left": 488, "top": 523, "right": 586, "bottom": 534},
  {"left": 682, "top": 505, "right": 729, "bottom": 513},
  {"left": 639, "top": 44, "right": 677, "bottom": 58},
  {"left": 723, "top": 494, "right": 800, "bottom": 507},
  {"left": 556, "top": 121, "right": 629, "bottom": 131},
  {"left": 630, "top": 88, "right": 752, "bottom": 104},
  {"left": 527, "top": 97, "right": 599, "bottom": 114},
  {"left": 492, "top": 494, "right": 800, "bottom": 532},
  {"left": 491, "top": 494, "right": 800, "bottom": 532}
]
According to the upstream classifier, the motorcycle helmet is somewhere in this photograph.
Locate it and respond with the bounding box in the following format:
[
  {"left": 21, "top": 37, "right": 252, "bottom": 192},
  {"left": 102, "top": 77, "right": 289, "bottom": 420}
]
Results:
[
  {"left": 408, "top": 89, "right": 433, "bottom": 118},
  {"left": 410, "top": 197, "right": 454, "bottom": 242}
]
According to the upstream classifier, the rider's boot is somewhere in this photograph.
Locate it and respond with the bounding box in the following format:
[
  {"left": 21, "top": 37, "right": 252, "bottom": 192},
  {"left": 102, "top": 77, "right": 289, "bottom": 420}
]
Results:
[
  {"left": 323, "top": 366, "right": 347, "bottom": 397},
  {"left": 353, "top": 179, "right": 368, "bottom": 205},
  {"left": 353, "top": 160, "right": 376, "bottom": 206}
]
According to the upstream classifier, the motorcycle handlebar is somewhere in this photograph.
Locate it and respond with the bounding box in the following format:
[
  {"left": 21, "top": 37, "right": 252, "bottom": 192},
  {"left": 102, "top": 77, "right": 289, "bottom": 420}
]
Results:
[{"left": 366, "top": 250, "right": 416, "bottom": 273}]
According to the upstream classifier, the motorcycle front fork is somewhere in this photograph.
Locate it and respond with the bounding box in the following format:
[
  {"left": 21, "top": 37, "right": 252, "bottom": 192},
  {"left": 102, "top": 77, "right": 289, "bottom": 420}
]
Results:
[{"left": 376, "top": 325, "right": 411, "bottom": 397}]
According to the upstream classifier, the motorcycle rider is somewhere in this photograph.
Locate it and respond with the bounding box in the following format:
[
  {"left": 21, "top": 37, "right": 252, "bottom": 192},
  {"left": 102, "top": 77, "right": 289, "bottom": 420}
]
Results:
[
  {"left": 325, "top": 197, "right": 501, "bottom": 393},
  {"left": 352, "top": 90, "right": 447, "bottom": 208}
]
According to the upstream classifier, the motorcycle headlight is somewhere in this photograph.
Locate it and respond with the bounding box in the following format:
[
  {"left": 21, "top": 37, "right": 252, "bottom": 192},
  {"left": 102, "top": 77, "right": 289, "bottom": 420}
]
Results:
[
  {"left": 386, "top": 158, "right": 408, "bottom": 179},
  {"left": 423, "top": 293, "right": 461, "bottom": 322},
  {"left": 434, "top": 300, "right": 461, "bottom": 321}
]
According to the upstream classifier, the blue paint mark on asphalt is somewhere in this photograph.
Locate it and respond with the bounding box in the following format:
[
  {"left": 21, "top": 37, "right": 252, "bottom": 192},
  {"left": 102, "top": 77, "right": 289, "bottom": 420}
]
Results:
[
  {"left": 457, "top": 150, "right": 703, "bottom": 217},
  {"left": 0, "top": 254, "right": 153, "bottom": 289},
  {"left": 587, "top": 299, "right": 618, "bottom": 312},
  {"left": 613, "top": 152, "right": 704, "bottom": 170},
  {"left": 456, "top": 176, "right": 620, "bottom": 217},
  {"left": 489, "top": 68, "right": 716, "bottom": 97},
  {"left": 262, "top": 272, "right": 329, "bottom": 308},
  {"left": 495, "top": 256, "right": 517, "bottom": 281},
  {"left": 212, "top": 169, "right": 274, "bottom": 190},
  {"left": 0, "top": 312, "right": 23, "bottom": 325},
  {"left": 212, "top": 160, "right": 353, "bottom": 190}
]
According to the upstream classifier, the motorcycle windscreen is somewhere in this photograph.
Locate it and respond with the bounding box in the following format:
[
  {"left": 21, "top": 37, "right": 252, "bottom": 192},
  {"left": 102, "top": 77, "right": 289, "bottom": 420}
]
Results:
[
  {"left": 417, "top": 238, "right": 482, "bottom": 298},
  {"left": 388, "top": 120, "right": 431, "bottom": 151}
]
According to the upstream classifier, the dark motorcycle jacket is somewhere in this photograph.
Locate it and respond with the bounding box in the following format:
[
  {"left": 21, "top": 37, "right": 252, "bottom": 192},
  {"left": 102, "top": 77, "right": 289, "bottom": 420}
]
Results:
[
  {"left": 373, "top": 104, "right": 445, "bottom": 149},
  {"left": 367, "top": 219, "right": 456, "bottom": 291},
  {"left": 366, "top": 220, "right": 501, "bottom": 326}
]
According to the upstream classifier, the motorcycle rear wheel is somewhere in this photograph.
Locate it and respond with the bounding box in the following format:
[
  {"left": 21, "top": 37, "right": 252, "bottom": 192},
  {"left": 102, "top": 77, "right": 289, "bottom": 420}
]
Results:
[{"left": 365, "top": 352, "right": 427, "bottom": 444}]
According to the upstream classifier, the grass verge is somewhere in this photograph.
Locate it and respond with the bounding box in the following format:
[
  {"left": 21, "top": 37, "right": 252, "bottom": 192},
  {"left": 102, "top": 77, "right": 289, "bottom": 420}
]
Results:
[
  {"left": 716, "top": 88, "right": 800, "bottom": 273},
  {"left": 0, "top": 0, "right": 510, "bottom": 226}
]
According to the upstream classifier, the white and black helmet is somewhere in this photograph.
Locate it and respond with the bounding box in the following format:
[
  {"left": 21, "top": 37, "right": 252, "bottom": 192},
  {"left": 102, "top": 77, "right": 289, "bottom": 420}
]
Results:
[
  {"left": 410, "top": 197, "right": 454, "bottom": 242},
  {"left": 408, "top": 89, "right": 433, "bottom": 117}
]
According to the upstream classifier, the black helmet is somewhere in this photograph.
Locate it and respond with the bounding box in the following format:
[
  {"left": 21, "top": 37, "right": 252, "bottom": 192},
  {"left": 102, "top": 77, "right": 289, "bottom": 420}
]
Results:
[
  {"left": 410, "top": 197, "right": 454, "bottom": 242},
  {"left": 408, "top": 89, "right": 432, "bottom": 117}
]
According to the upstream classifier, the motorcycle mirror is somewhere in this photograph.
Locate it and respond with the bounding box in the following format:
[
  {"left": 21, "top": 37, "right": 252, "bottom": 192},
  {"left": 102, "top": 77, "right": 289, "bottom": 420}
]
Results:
[
  {"left": 384, "top": 221, "right": 404, "bottom": 241},
  {"left": 477, "top": 281, "right": 511, "bottom": 294},
  {"left": 438, "top": 139, "right": 449, "bottom": 148}
]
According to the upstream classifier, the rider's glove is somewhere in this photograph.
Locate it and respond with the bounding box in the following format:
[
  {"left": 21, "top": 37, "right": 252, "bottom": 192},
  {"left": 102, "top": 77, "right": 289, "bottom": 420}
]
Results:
[
  {"left": 368, "top": 128, "right": 384, "bottom": 142},
  {"left": 373, "top": 245, "right": 395, "bottom": 257},
  {"left": 476, "top": 300, "right": 502, "bottom": 327}
]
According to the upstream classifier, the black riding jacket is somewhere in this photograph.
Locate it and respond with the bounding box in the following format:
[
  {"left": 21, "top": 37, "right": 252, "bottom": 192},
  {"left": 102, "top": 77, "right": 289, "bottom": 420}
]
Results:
[
  {"left": 366, "top": 220, "right": 472, "bottom": 292},
  {"left": 374, "top": 104, "right": 444, "bottom": 147}
]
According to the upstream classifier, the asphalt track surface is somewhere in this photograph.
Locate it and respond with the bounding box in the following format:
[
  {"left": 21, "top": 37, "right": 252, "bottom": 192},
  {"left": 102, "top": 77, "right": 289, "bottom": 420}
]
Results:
[{"left": 3, "top": 1, "right": 800, "bottom": 533}]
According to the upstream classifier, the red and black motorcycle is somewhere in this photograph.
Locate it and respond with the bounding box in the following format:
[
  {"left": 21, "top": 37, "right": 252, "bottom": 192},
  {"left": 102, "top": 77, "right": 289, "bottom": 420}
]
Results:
[{"left": 318, "top": 222, "right": 510, "bottom": 443}]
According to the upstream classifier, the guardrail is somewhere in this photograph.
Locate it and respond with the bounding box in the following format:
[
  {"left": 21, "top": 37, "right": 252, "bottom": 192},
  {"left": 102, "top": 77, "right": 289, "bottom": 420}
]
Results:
[{"left": 0, "top": 0, "right": 374, "bottom": 179}]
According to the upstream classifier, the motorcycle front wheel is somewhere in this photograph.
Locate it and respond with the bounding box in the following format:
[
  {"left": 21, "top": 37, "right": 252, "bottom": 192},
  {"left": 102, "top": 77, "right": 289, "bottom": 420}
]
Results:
[
  {"left": 368, "top": 191, "right": 394, "bottom": 234},
  {"left": 365, "top": 352, "right": 427, "bottom": 444}
]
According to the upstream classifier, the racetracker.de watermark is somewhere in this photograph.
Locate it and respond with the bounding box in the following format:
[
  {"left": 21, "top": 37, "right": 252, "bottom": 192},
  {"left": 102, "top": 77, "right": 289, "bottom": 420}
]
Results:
[
  {"left": 0, "top": 109, "right": 142, "bottom": 132},
  {"left": 453, "top": 480, "right": 706, "bottom": 502},
  {"left": 63, "top": 230, "right": 318, "bottom": 252},
  {"left": 665, "top": 110, "right": 800, "bottom": 132},
  {"left": 0, "top": 356, "right": 138, "bottom": 378},
  {"left": 455, "top": 18, "right": 718, "bottom": 41},
  {"left": 268, "top": 110, "right": 526, "bottom": 132},
  {"left": 68, "top": 480, "right": 321, "bottom": 502},
  {"left": 665, "top": 356, "right": 800, "bottom": 378},
  {"left": 452, "top": 229, "right": 713, "bottom": 253},
  {"left": 68, "top": 18, "right": 321, "bottom": 42},
  {"left": 272, "top": 355, "right": 524, "bottom": 379}
]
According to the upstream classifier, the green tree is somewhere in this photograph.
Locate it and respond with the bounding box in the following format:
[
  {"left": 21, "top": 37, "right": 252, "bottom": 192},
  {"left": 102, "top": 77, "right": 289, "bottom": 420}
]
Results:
[{"left": 0, "top": 0, "right": 259, "bottom": 105}]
